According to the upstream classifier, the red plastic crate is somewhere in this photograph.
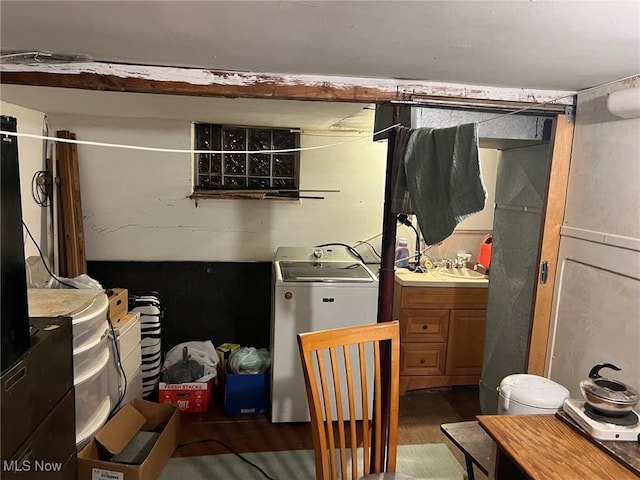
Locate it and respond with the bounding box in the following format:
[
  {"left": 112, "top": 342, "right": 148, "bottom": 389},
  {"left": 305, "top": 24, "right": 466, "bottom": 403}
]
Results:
[{"left": 159, "top": 379, "right": 214, "bottom": 413}]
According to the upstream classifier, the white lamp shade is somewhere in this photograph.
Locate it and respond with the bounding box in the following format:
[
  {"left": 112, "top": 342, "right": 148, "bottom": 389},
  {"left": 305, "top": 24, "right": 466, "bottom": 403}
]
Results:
[{"left": 607, "top": 86, "right": 640, "bottom": 119}]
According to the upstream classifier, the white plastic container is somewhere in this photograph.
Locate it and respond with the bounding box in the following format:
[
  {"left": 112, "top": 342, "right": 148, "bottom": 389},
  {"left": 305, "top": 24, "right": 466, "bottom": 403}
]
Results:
[
  {"left": 72, "top": 293, "right": 109, "bottom": 350},
  {"left": 73, "top": 328, "right": 109, "bottom": 381},
  {"left": 497, "top": 374, "right": 569, "bottom": 415},
  {"left": 75, "top": 396, "right": 110, "bottom": 450},
  {"left": 74, "top": 347, "right": 110, "bottom": 434},
  {"left": 111, "top": 312, "right": 141, "bottom": 360},
  {"left": 395, "top": 238, "right": 410, "bottom": 268},
  {"left": 118, "top": 364, "right": 144, "bottom": 409}
]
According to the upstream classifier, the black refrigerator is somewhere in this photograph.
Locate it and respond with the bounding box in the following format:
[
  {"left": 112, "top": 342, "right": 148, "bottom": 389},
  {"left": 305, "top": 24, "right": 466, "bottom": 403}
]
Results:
[{"left": 1, "top": 115, "right": 31, "bottom": 373}]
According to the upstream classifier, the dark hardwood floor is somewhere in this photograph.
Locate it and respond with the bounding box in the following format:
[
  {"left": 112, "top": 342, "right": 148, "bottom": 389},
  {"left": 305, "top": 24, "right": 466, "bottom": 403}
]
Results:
[{"left": 174, "top": 386, "right": 481, "bottom": 459}]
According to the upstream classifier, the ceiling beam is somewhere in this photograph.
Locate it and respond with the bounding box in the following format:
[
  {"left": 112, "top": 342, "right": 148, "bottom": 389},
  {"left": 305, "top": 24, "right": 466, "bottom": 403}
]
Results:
[{"left": 0, "top": 62, "right": 575, "bottom": 106}]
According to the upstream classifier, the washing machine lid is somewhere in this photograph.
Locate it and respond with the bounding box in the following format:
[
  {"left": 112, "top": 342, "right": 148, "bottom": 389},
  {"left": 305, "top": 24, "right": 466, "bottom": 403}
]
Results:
[{"left": 279, "top": 261, "right": 375, "bottom": 282}]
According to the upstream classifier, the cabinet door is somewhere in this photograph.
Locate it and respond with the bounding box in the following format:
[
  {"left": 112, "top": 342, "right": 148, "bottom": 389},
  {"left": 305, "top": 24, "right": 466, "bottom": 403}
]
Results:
[
  {"left": 399, "top": 309, "right": 449, "bottom": 342},
  {"left": 446, "top": 310, "right": 486, "bottom": 376}
]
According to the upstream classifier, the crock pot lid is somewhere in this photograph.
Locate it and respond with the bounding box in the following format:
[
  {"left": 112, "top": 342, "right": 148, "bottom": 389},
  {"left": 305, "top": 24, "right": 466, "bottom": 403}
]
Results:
[
  {"left": 499, "top": 374, "right": 569, "bottom": 409},
  {"left": 581, "top": 378, "right": 639, "bottom": 404}
]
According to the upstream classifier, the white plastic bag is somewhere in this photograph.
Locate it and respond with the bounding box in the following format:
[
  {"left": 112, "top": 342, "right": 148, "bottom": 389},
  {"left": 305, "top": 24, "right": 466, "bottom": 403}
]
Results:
[
  {"left": 227, "top": 347, "right": 271, "bottom": 374},
  {"left": 44, "top": 273, "right": 103, "bottom": 289},
  {"left": 162, "top": 340, "right": 219, "bottom": 382}
]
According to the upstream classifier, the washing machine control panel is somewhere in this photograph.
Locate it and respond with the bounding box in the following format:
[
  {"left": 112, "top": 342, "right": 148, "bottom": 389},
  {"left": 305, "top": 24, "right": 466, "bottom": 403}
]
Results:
[{"left": 275, "top": 245, "right": 358, "bottom": 262}]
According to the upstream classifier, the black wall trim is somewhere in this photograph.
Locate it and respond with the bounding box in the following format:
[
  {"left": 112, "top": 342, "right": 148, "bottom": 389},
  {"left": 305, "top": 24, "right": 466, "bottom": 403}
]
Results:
[{"left": 88, "top": 261, "right": 272, "bottom": 353}]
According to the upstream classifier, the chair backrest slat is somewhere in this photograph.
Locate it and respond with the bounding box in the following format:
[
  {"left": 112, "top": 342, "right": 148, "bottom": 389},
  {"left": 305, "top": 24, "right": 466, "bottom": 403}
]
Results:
[
  {"left": 315, "top": 350, "right": 337, "bottom": 480},
  {"left": 297, "top": 321, "right": 401, "bottom": 480},
  {"left": 358, "top": 342, "right": 370, "bottom": 477},
  {"left": 372, "top": 341, "right": 382, "bottom": 472},
  {"left": 328, "top": 346, "right": 348, "bottom": 480},
  {"left": 342, "top": 344, "right": 359, "bottom": 480}
]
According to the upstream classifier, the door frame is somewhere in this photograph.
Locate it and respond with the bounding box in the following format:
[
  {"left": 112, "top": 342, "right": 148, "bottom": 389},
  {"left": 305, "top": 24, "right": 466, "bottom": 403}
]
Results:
[{"left": 526, "top": 114, "right": 575, "bottom": 375}]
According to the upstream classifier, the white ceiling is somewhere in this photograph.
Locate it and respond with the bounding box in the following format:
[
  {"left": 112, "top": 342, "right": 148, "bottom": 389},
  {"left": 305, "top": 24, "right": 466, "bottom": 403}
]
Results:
[
  {"left": 1, "top": 1, "right": 639, "bottom": 92},
  {"left": 1, "top": 1, "right": 639, "bottom": 130}
]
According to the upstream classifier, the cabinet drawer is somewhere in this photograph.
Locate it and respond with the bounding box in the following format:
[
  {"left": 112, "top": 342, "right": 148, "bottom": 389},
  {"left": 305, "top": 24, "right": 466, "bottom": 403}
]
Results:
[
  {"left": 2, "top": 389, "right": 76, "bottom": 478},
  {"left": 400, "top": 287, "right": 488, "bottom": 309},
  {"left": 400, "top": 309, "right": 449, "bottom": 342},
  {"left": 1, "top": 317, "right": 73, "bottom": 459},
  {"left": 400, "top": 343, "right": 446, "bottom": 376}
]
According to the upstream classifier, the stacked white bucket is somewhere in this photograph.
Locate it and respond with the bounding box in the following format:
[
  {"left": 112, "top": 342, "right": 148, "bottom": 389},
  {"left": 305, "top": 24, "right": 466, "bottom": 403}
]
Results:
[{"left": 72, "top": 292, "right": 112, "bottom": 450}]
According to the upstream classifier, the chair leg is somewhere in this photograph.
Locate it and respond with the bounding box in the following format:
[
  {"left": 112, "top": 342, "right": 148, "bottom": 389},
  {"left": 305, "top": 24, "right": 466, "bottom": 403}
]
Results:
[{"left": 464, "top": 456, "right": 475, "bottom": 480}]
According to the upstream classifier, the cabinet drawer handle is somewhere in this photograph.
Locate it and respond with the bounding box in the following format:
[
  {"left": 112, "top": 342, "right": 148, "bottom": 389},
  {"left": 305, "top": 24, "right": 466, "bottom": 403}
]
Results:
[
  {"left": 3, "top": 364, "right": 26, "bottom": 392},
  {"left": 422, "top": 325, "right": 429, "bottom": 330},
  {"left": 420, "top": 358, "right": 426, "bottom": 364}
]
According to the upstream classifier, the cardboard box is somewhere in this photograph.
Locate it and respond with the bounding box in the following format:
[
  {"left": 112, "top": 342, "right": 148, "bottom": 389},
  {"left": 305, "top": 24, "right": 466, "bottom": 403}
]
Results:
[
  {"left": 107, "top": 288, "right": 128, "bottom": 325},
  {"left": 215, "top": 343, "right": 240, "bottom": 386},
  {"left": 216, "top": 343, "right": 240, "bottom": 366},
  {"left": 158, "top": 379, "right": 214, "bottom": 413},
  {"left": 77, "top": 399, "right": 179, "bottom": 480},
  {"left": 224, "top": 372, "right": 270, "bottom": 416}
]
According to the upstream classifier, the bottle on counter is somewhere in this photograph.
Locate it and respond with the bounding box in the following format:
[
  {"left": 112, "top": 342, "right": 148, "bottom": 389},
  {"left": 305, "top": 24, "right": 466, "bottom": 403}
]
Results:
[{"left": 395, "top": 238, "right": 410, "bottom": 268}]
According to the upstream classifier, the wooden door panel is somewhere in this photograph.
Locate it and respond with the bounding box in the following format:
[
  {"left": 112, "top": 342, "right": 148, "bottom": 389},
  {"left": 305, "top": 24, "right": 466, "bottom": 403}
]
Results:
[{"left": 446, "top": 309, "right": 486, "bottom": 375}]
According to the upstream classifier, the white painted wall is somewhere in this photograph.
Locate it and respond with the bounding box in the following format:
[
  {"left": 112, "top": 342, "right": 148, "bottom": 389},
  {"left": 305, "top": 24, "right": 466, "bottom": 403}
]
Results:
[
  {"left": 0, "top": 101, "right": 47, "bottom": 260},
  {"left": 547, "top": 78, "right": 640, "bottom": 396},
  {"left": 46, "top": 113, "right": 389, "bottom": 262},
  {"left": 456, "top": 148, "right": 498, "bottom": 232},
  {"left": 44, "top": 111, "right": 499, "bottom": 265}
]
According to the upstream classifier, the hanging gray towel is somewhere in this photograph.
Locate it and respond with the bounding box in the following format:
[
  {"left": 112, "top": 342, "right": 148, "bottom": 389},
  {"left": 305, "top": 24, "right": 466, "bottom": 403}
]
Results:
[
  {"left": 404, "top": 123, "right": 486, "bottom": 245},
  {"left": 390, "top": 126, "right": 413, "bottom": 214}
]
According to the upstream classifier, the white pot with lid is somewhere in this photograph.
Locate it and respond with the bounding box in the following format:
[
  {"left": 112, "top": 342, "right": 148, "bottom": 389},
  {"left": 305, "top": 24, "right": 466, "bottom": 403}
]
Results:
[{"left": 497, "top": 374, "right": 570, "bottom": 415}]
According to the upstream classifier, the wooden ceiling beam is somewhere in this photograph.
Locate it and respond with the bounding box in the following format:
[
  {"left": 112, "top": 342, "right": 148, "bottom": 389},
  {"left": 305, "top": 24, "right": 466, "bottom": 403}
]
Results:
[{"left": 0, "top": 62, "right": 575, "bottom": 106}]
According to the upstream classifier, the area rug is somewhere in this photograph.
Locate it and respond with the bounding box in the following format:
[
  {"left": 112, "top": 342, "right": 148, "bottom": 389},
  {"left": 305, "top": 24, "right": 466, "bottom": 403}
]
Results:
[{"left": 159, "top": 443, "right": 465, "bottom": 480}]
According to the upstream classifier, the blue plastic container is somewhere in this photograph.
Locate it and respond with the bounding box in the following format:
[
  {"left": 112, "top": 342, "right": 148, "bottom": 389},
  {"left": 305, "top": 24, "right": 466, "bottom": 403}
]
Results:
[{"left": 395, "top": 238, "right": 410, "bottom": 268}]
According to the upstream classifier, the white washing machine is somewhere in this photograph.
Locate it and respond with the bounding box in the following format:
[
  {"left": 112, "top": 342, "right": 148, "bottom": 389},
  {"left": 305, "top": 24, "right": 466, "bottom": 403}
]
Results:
[{"left": 270, "top": 245, "right": 379, "bottom": 423}]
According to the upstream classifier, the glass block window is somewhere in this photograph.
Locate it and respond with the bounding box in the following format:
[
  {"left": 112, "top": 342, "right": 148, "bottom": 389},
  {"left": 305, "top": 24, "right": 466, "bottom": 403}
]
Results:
[{"left": 194, "top": 124, "right": 299, "bottom": 196}]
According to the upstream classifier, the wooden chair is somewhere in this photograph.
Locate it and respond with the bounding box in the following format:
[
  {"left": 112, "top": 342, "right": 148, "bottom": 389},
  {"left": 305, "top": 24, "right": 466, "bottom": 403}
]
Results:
[{"left": 297, "top": 321, "right": 416, "bottom": 480}]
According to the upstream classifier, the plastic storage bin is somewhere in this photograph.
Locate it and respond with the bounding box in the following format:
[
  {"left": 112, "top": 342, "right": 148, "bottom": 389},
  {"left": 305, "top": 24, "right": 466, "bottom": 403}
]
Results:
[
  {"left": 74, "top": 347, "right": 110, "bottom": 436},
  {"left": 75, "top": 396, "right": 110, "bottom": 450},
  {"left": 72, "top": 293, "right": 109, "bottom": 350},
  {"left": 497, "top": 374, "right": 569, "bottom": 415},
  {"left": 478, "top": 234, "right": 493, "bottom": 268},
  {"left": 73, "top": 329, "right": 109, "bottom": 380}
]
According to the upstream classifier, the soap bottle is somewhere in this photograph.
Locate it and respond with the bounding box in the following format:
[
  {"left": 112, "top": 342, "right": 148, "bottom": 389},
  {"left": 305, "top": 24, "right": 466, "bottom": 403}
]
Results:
[{"left": 395, "top": 238, "right": 410, "bottom": 268}]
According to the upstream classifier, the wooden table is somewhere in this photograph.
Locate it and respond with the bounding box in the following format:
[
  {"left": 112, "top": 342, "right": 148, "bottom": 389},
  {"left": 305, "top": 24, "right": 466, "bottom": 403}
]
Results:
[{"left": 477, "top": 415, "right": 639, "bottom": 480}]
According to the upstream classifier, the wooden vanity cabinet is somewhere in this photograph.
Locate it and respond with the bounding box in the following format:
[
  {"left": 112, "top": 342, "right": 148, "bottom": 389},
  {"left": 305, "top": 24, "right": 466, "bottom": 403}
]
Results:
[{"left": 393, "top": 284, "right": 488, "bottom": 395}]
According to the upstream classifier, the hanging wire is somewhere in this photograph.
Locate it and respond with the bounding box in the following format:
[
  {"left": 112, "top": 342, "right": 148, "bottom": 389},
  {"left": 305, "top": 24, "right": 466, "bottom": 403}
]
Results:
[
  {"left": 0, "top": 123, "right": 399, "bottom": 155},
  {"left": 31, "top": 170, "right": 49, "bottom": 207},
  {"left": 472, "top": 73, "right": 639, "bottom": 125}
]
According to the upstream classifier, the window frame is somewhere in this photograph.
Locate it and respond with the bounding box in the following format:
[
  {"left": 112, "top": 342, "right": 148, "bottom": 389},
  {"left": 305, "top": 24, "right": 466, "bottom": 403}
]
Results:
[{"left": 192, "top": 123, "right": 301, "bottom": 199}]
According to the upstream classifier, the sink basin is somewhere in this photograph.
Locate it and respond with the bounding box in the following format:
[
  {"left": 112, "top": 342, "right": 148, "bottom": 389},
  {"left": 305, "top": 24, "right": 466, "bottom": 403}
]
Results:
[{"left": 437, "top": 268, "right": 487, "bottom": 279}]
